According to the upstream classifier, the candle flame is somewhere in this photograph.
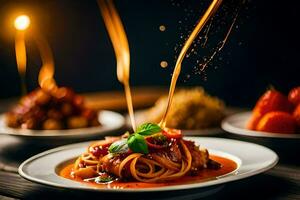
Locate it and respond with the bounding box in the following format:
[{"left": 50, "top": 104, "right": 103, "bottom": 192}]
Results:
[
  {"left": 14, "top": 15, "right": 30, "bottom": 94},
  {"left": 15, "top": 32, "right": 26, "bottom": 76},
  {"left": 14, "top": 15, "right": 56, "bottom": 94},
  {"left": 14, "top": 15, "right": 30, "bottom": 31},
  {"left": 97, "top": 0, "right": 136, "bottom": 131}
]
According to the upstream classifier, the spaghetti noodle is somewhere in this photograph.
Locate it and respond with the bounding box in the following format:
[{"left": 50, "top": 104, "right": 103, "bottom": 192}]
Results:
[{"left": 70, "top": 126, "right": 220, "bottom": 183}]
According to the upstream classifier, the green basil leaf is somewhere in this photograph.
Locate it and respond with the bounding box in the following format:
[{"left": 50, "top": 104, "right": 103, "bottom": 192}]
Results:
[
  {"left": 136, "top": 123, "right": 161, "bottom": 136},
  {"left": 127, "top": 134, "right": 149, "bottom": 154},
  {"left": 108, "top": 139, "right": 129, "bottom": 153}
]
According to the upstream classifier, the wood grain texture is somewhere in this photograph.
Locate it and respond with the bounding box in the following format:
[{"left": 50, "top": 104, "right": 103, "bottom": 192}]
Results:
[
  {"left": 0, "top": 168, "right": 299, "bottom": 200},
  {"left": 0, "top": 195, "right": 17, "bottom": 200}
]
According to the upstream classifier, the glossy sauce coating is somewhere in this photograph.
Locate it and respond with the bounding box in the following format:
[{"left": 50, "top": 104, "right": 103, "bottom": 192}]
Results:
[{"left": 59, "top": 155, "right": 237, "bottom": 189}]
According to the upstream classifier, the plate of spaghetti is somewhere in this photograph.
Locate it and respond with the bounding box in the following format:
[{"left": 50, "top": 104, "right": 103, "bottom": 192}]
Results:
[{"left": 19, "top": 123, "right": 278, "bottom": 192}]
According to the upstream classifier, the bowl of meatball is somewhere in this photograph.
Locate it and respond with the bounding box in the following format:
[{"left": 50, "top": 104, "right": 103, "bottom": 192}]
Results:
[{"left": 0, "top": 87, "right": 125, "bottom": 142}]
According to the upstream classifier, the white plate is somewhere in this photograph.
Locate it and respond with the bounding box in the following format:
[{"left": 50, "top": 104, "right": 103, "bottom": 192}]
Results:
[
  {"left": 19, "top": 137, "right": 278, "bottom": 193},
  {"left": 222, "top": 111, "right": 300, "bottom": 139},
  {"left": 0, "top": 110, "right": 125, "bottom": 140},
  {"left": 127, "top": 107, "right": 244, "bottom": 136}
]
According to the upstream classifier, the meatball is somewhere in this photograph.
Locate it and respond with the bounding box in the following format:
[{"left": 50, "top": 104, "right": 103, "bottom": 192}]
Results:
[
  {"left": 47, "top": 109, "right": 63, "bottom": 120},
  {"left": 5, "top": 113, "right": 19, "bottom": 128},
  {"left": 21, "top": 118, "right": 37, "bottom": 129},
  {"left": 43, "top": 118, "right": 63, "bottom": 130},
  {"left": 67, "top": 116, "right": 88, "bottom": 129},
  {"left": 61, "top": 103, "right": 74, "bottom": 117},
  {"left": 34, "top": 89, "right": 51, "bottom": 105}
]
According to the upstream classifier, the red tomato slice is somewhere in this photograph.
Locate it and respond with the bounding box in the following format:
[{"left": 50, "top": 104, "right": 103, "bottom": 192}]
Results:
[
  {"left": 88, "top": 137, "right": 119, "bottom": 156},
  {"left": 162, "top": 128, "right": 182, "bottom": 139}
]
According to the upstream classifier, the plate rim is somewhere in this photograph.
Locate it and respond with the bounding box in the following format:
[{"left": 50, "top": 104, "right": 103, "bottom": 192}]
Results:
[
  {"left": 0, "top": 110, "right": 125, "bottom": 138},
  {"left": 222, "top": 111, "right": 300, "bottom": 139},
  {"left": 18, "top": 137, "right": 278, "bottom": 193}
]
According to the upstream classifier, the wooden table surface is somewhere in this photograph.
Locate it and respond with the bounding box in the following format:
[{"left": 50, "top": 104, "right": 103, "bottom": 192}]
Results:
[{"left": 0, "top": 89, "right": 299, "bottom": 200}]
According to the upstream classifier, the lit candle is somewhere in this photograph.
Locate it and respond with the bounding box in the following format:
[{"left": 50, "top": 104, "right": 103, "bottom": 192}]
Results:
[{"left": 14, "top": 15, "right": 30, "bottom": 95}]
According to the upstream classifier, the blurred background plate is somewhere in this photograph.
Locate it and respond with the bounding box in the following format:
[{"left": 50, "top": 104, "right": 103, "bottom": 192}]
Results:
[
  {"left": 222, "top": 111, "right": 300, "bottom": 163},
  {"left": 222, "top": 111, "right": 300, "bottom": 139},
  {"left": 0, "top": 110, "right": 125, "bottom": 142},
  {"left": 128, "top": 107, "right": 245, "bottom": 136}
]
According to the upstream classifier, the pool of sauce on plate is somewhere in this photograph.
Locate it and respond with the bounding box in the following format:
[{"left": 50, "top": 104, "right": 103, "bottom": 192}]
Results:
[{"left": 59, "top": 155, "right": 237, "bottom": 189}]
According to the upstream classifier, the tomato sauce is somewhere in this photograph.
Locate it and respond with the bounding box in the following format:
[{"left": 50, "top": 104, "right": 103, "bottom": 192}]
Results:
[{"left": 59, "top": 155, "right": 237, "bottom": 189}]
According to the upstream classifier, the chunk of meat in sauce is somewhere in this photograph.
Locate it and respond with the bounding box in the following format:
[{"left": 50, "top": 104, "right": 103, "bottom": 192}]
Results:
[
  {"left": 184, "top": 140, "right": 209, "bottom": 170},
  {"left": 100, "top": 154, "right": 131, "bottom": 178},
  {"left": 167, "top": 140, "right": 182, "bottom": 163},
  {"left": 149, "top": 139, "right": 182, "bottom": 164}
]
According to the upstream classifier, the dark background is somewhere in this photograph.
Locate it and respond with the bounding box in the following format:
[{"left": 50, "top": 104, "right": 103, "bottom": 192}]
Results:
[{"left": 0, "top": 0, "right": 299, "bottom": 107}]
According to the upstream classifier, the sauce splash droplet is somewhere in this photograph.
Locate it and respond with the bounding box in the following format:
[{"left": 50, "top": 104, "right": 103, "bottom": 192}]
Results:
[{"left": 160, "top": 61, "right": 168, "bottom": 68}]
